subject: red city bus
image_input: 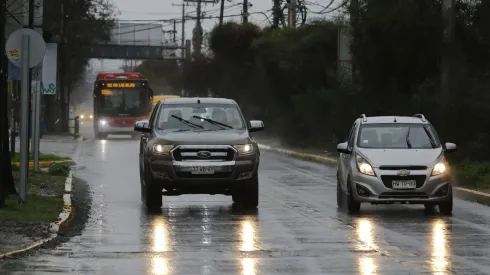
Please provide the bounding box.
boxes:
[93,72,153,139]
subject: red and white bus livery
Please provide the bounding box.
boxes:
[93,72,153,139]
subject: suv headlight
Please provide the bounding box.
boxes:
[153,144,173,155]
[235,144,254,155]
[356,154,375,176]
[431,162,447,176]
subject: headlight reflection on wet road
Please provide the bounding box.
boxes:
[150,216,171,275]
[356,218,377,275]
[239,218,259,275]
[100,140,106,160]
[431,219,450,274]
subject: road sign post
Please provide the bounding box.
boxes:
[6,28,46,202]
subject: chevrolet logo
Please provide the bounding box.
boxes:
[397,169,410,176]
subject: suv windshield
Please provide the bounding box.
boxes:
[357,123,441,149]
[155,103,246,131]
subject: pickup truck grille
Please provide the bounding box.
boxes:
[171,145,236,162]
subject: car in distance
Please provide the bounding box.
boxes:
[336,114,457,215]
[134,97,265,209]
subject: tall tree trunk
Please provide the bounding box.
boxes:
[0,0,17,206]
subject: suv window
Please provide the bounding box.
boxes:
[347,122,357,148]
[357,123,441,149]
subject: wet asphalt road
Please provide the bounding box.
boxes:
[3,123,490,274]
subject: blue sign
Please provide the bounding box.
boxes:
[41,83,56,95]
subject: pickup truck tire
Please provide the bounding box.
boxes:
[232,174,259,209]
[143,166,162,209]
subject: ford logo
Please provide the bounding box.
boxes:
[197,151,211,158]
[397,169,410,176]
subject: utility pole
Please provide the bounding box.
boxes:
[242,0,248,23]
[184,0,213,57]
[288,0,296,27]
[272,0,280,28]
[219,0,225,25]
[172,2,187,59]
[173,20,177,43]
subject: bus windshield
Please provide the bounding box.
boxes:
[97,88,150,116]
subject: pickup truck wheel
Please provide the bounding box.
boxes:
[143,167,162,209]
[232,174,259,209]
[96,133,108,140]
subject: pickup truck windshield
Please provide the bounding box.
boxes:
[155,103,246,130]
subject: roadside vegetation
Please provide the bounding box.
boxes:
[134,0,490,189]
[0,163,71,222]
[11,153,70,163]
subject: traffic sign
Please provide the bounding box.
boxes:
[5,28,46,68]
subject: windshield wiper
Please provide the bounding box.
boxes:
[423,126,437,148]
[171,115,203,129]
[406,126,412,148]
[192,116,233,129]
[173,128,191,132]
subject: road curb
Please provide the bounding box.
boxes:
[11,160,75,169]
[0,170,74,259]
[257,143,490,199]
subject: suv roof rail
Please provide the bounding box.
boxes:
[359,114,367,122]
[413,114,426,122]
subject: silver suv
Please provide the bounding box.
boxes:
[336,114,457,215]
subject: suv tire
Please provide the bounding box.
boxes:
[143,166,162,209]
[336,179,342,208]
[438,186,453,215]
[346,180,361,214]
[232,174,259,209]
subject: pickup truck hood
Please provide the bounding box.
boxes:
[357,148,442,167]
[155,129,251,145]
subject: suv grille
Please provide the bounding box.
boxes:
[171,145,236,162]
[380,175,427,189]
[379,165,427,170]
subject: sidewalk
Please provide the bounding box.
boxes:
[13,134,79,158]
[1,134,78,257]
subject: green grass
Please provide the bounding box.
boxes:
[0,170,67,222]
[11,153,70,162]
[453,162,490,189]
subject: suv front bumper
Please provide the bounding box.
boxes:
[351,170,452,204]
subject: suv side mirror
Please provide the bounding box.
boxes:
[249,120,264,132]
[337,142,351,154]
[134,120,151,133]
[444,142,457,152]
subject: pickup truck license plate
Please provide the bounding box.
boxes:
[191,167,215,174]
[392,180,416,189]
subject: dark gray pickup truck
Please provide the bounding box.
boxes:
[134,97,265,209]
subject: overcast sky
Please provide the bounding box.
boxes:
[88,0,340,77]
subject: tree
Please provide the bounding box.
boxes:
[42,0,115,132]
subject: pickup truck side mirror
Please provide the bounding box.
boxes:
[134,120,151,133]
[249,120,265,132]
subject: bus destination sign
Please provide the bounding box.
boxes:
[106,82,140,88]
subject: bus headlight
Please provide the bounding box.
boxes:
[80,114,85,119]
[90,115,93,119]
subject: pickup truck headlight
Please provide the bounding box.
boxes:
[235,144,254,155]
[153,144,173,155]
